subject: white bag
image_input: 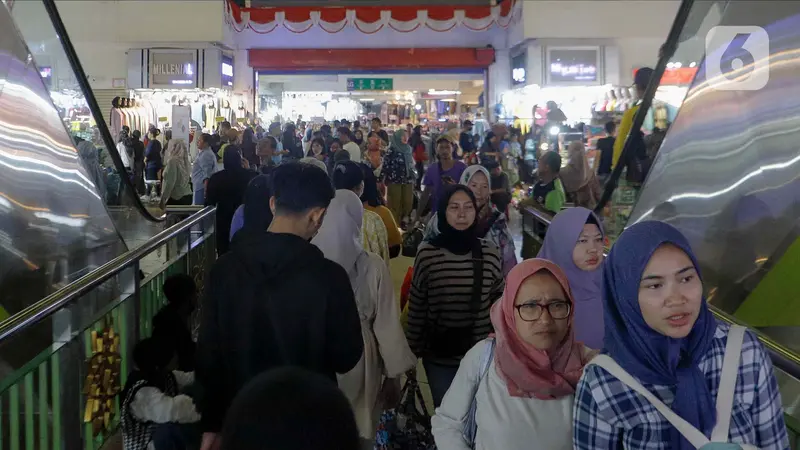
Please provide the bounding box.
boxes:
[590,325,758,450]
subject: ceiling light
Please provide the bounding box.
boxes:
[689,62,697,68]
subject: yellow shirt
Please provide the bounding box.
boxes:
[612,105,638,169]
[366,204,402,249]
[363,210,390,262]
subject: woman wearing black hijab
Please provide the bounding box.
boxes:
[404,185,505,407]
[282,124,303,160]
[205,145,257,255]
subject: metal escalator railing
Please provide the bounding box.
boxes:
[521,206,800,445]
[40,0,164,223]
[0,207,215,449]
[7,0,164,224]
[594,0,695,214]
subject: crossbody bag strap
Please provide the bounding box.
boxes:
[710,325,746,442]
[590,355,710,448]
[463,338,496,448]
[470,242,484,314]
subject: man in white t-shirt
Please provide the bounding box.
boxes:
[338,127,362,163]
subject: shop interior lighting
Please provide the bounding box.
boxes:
[359,98,375,102]
[415,104,422,110]
[689,62,697,68]
[439,98,456,102]
[549,126,560,136]
[428,89,461,95]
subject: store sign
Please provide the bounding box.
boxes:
[221,55,234,88]
[149,51,196,88]
[347,78,393,91]
[636,67,698,86]
[511,52,526,85]
[548,48,599,83]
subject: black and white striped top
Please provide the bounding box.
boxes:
[405,240,505,367]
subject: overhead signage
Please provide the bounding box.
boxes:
[547,48,599,84]
[221,55,234,88]
[511,52,526,85]
[149,51,197,88]
[347,78,393,91]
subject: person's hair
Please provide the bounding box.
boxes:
[165,129,173,141]
[333,149,351,163]
[436,137,452,147]
[223,145,243,171]
[271,162,335,215]
[371,117,382,125]
[269,122,281,132]
[242,128,255,146]
[221,367,360,450]
[604,121,616,134]
[133,337,174,373]
[330,138,342,148]
[332,161,364,192]
[309,138,326,154]
[634,67,654,90]
[221,121,232,130]
[540,151,562,174]
[243,174,273,232]
[337,127,353,141]
[132,130,142,140]
[200,133,212,145]
[360,164,383,207]
[163,274,196,306]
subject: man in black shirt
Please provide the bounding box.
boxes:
[595,121,616,183]
[459,120,475,157]
[196,162,363,449]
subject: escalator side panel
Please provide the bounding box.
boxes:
[629,2,800,324]
[0,4,125,318]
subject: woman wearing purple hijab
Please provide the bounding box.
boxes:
[537,207,604,349]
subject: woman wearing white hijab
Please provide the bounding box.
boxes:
[311,189,416,446]
[159,139,193,208]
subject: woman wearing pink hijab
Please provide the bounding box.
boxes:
[431,259,595,450]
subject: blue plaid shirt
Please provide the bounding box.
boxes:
[573,322,789,449]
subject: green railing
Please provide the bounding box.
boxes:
[521,206,800,447]
[0,206,216,450]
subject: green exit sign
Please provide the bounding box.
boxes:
[347,78,393,91]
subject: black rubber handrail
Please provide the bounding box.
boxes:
[41,0,164,222]
[594,0,696,214]
[0,206,215,346]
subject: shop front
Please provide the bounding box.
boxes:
[117,48,253,149]
[250,47,492,127]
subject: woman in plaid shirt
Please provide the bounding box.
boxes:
[573,221,789,450]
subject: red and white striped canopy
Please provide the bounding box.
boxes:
[226,0,517,34]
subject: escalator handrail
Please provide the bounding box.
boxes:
[40,0,164,223]
[522,206,800,381]
[0,206,216,346]
[594,0,696,214]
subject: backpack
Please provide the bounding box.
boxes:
[589,325,758,450]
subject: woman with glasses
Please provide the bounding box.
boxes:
[405,185,505,407]
[432,259,594,450]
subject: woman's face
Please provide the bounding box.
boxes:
[638,244,703,339]
[573,224,604,271]
[330,142,341,153]
[445,190,476,231]
[355,130,363,140]
[401,131,409,145]
[514,271,571,350]
[312,141,324,155]
[467,172,490,208]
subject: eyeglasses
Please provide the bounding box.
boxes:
[515,301,571,322]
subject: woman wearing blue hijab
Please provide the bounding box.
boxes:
[573,221,787,450]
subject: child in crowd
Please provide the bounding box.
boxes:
[121,337,200,450]
[153,274,197,371]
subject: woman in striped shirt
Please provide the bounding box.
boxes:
[573,221,788,450]
[405,185,505,407]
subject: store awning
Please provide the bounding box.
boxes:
[226,0,516,34]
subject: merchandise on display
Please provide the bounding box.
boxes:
[51,90,96,142]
